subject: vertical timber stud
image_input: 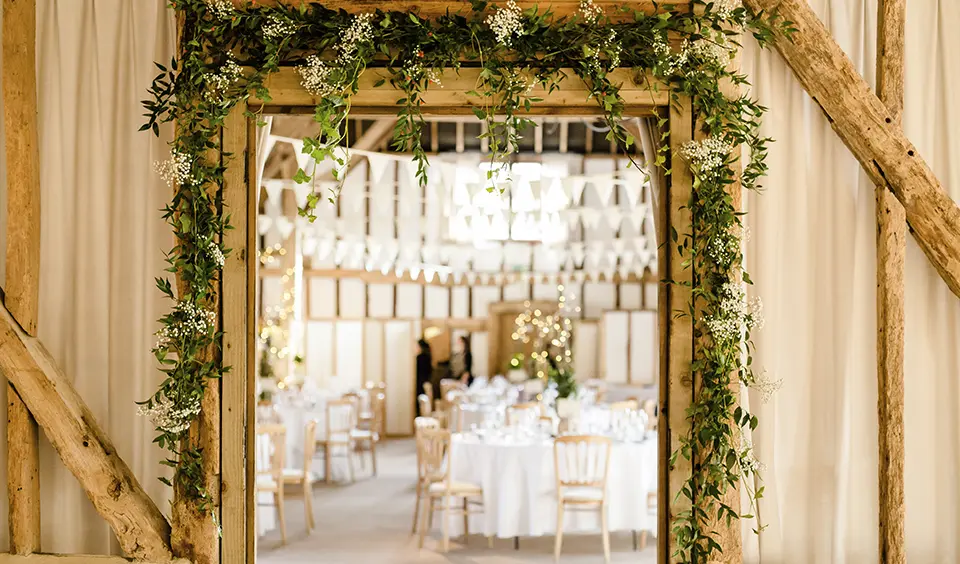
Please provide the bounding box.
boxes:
[245,116,259,562]
[665,96,695,564]
[3,0,42,553]
[221,105,250,564]
[875,0,906,561]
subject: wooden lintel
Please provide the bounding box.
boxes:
[3,0,42,554]
[230,0,689,18]
[0,305,173,562]
[875,0,906,561]
[261,267,658,287]
[742,0,960,301]
[0,554,189,564]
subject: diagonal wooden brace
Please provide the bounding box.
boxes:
[0,304,173,562]
[743,0,960,300]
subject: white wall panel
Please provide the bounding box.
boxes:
[471,286,499,318]
[629,311,657,385]
[573,321,599,380]
[261,276,283,313]
[471,333,489,378]
[364,321,384,385]
[369,161,396,241]
[395,283,423,318]
[583,281,616,319]
[644,282,658,311]
[503,281,529,302]
[304,321,335,388]
[384,320,415,435]
[367,283,394,318]
[338,278,366,318]
[602,311,629,384]
[451,286,469,317]
[620,283,643,310]
[533,282,559,302]
[424,286,450,319]
[308,278,336,318]
[334,321,364,392]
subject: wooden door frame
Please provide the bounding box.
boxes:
[223,65,694,564]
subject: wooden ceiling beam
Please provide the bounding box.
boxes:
[743,0,960,301]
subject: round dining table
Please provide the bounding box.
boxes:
[447,433,657,538]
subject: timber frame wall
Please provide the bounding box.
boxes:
[5,0,960,563]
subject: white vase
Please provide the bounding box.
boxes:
[556,397,580,419]
[507,368,528,384]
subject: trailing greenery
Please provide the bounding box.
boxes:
[549,366,578,400]
[142,0,790,558]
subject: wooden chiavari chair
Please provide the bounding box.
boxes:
[641,399,657,431]
[256,424,287,544]
[507,401,541,426]
[412,416,441,533]
[553,435,613,563]
[351,390,383,477]
[416,427,491,552]
[610,399,640,412]
[418,393,433,417]
[280,420,317,532]
[439,378,462,400]
[317,399,356,484]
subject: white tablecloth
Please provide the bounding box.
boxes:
[449,435,657,538]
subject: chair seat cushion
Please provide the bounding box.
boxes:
[281,468,306,481]
[428,481,483,496]
[319,432,351,443]
[256,475,278,491]
[350,429,378,440]
[561,486,604,502]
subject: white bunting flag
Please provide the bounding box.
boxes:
[465,272,478,286]
[568,177,587,204]
[618,265,632,282]
[302,236,319,258]
[623,177,643,208]
[580,208,602,230]
[603,208,623,231]
[621,249,635,267]
[453,271,464,285]
[257,215,273,236]
[437,270,450,284]
[315,237,335,262]
[611,239,626,254]
[630,204,650,230]
[366,153,392,185]
[408,266,421,282]
[591,177,615,206]
[573,271,587,284]
[292,182,311,209]
[493,273,504,285]
[570,243,586,266]
[292,140,312,172]
[633,236,649,254]
[529,179,543,201]
[513,180,537,212]
[275,217,294,240]
[603,267,616,282]
[423,268,436,283]
[559,208,581,230]
[264,180,284,207]
[605,251,620,267]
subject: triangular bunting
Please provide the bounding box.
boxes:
[366,153,392,185]
[276,217,294,240]
[257,215,273,236]
[603,208,623,231]
[591,177,615,206]
[580,208,601,230]
[264,181,284,206]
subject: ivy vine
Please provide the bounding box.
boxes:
[141,0,791,559]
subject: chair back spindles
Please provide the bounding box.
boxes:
[418,393,432,416]
[507,402,540,426]
[256,424,287,483]
[417,427,451,486]
[554,435,611,490]
[326,399,355,437]
[302,420,318,478]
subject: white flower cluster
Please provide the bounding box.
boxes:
[206,0,234,20]
[298,55,338,97]
[205,241,225,268]
[487,0,524,46]
[707,231,739,265]
[684,38,731,67]
[713,0,742,20]
[586,29,621,74]
[204,58,242,102]
[155,300,217,349]
[745,369,781,403]
[650,33,672,59]
[738,437,765,473]
[337,13,375,63]
[578,0,603,23]
[703,282,763,342]
[679,137,732,179]
[138,394,202,435]
[263,14,298,39]
[155,150,194,187]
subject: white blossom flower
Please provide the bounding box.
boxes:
[745,369,781,404]
[578,0,603,23]
[205,241,225,268]
[263,14,298,39]
[297,55,338,98]
[155,150,195,187]
[679,137,732,178]
[204,57,242,102]
[713,0,741,20]
[155,300,217,350]
[206,0,234,20]
[487,0,524,46]
[138,394,202,435]
[683,37,732,67]
[337,13,375,63]
[702,282,764,342]
[650,34,671,59]
[738,436,765,473]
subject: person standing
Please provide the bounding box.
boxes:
[415,339,433,415]
[450,334,473,386]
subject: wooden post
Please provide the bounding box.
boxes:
[663,96,694,564]
[3,0,42,553]
[742,0,960,302]
[0,306,172,561]
[220,106,251,564]
[875,0,906,561]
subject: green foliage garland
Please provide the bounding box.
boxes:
[141,0,791,559]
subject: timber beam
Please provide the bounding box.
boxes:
[0,305,173,562]
[742,0,960,301]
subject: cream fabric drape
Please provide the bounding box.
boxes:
[0,0,175,555]
[742,0,960,561]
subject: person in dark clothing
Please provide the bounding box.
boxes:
[415,339,433,415]
[451,334,474,386]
